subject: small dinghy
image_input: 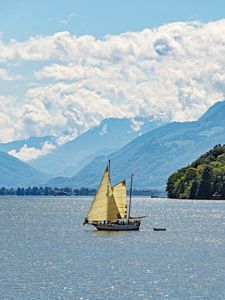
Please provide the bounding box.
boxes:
[153,228,166,231]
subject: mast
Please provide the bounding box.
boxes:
[128,173,134,221]
[108,159,111,182]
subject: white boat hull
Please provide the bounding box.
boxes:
[92,221,141,231]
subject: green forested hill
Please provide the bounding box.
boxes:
[166,145,225,199]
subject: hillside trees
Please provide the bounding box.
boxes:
[166,144,225,199]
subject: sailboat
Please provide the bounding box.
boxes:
[83,161,144,231]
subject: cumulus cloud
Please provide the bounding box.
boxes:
[0,96,25,142]
[8,141,56,161]
[20,82,124,140]
[1,19,225,144]
[32,20,225,123]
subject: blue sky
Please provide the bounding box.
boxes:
[1,0,225,158]
[1,0,225,40]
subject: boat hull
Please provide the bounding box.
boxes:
[153,228,166,231]
[92,221,140,231]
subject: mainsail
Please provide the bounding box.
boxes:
[112,180,127,219]
[83,162,143,231]
[86,166,122,221]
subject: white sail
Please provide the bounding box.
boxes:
[112,180,127,219]
[86,166,121,221]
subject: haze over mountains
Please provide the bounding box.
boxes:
[47,101,225,189]
[0,151,49,187]
[1,101,225,189]
[29,117,164,176]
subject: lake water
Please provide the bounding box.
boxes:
[0,197,225,300]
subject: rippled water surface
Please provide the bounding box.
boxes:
[0,197,225,299]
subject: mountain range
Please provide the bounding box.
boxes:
[0,151,49,187]
[1,100,225,190]
[47,101,225,189]
[29,117,164,176]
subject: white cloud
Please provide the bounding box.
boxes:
[20,82,124,140]
[1,19,225,142]
[0,96,25,142]
[0,68,20,80]
[100,124,108,136]
[8,141,56,161]
[61,13,77,25]
[130,119,144,132]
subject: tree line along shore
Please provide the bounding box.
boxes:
[1,145,224,199]
[0,186,165,197]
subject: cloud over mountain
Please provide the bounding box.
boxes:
[1,19,225,147]
[8,141,56,161]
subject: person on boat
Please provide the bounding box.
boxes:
[83,218,88,225]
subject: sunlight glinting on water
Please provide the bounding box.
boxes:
[0,197,225,299]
